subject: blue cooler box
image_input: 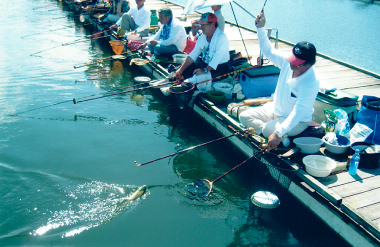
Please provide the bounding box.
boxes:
[239,65,280,98]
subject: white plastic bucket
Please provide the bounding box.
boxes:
[172,54,187,63]
[213,82,233,100]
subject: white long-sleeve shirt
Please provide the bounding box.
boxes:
[147,17,187,52]
[188,28,230,70]
[214,9,225,32]
[257,27,320,137]
[117,4,150,33]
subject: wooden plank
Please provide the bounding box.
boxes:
[319,168,380,188]
[341,188,380,209]
[344,87,380,99]
[288,182,378,247]
[318,71,374,81]
[357,202,380,221]
[291,169,343,205]
[341,201,380,240]
[320,79,380,92]
[328,176,380,198]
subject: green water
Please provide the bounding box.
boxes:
[0,0,349,246]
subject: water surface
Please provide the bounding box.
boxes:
[0,0,354,246]
[175,0,380,74]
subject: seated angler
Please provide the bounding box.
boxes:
[138,8,187,60]
[239,10,319,151]
[110,0,150,38]
[173,12,231,92]
[101,0,130,24]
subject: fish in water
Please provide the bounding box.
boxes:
[125,185,147,201]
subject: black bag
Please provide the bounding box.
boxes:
[350,142,380,169]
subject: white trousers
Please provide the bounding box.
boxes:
[239,103,310,137]
[103,14,120,23]
[186,72,212,92]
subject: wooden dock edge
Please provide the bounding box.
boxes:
[289,182,380,247]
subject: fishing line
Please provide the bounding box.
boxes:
[74,48,136,69]
[5,48,130,81]
[229,2,252,65]
[52,16,66,20]
[75,63,262,104]
[73,78,171,104]
[21,26,73,39]
[11,78,158,115]
[232,0,268,20]
[30,34,111,56]
[135,128,255,166]
[189,64,262,88]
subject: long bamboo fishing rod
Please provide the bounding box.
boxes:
[200,149,265,196]
[192,64,261,87]
[21,26,73,39]
[12,77,162,115]
[73,48,137,69]
[229,2,251,65]
[74,63,262,104]
[232,0,268,20]
[9,46,134,81]
[72,77,173,104]
[30,34,111,56]
[135,127,255,166]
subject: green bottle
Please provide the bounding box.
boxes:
[150,10,158,26]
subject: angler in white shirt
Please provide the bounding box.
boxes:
[111,0,150,37]
[174,12,231,92]
[239,10,320,151]
[139,8,187,58]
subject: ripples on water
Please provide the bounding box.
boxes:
[0,163,149,239]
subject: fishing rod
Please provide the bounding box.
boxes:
[135,127,256,167]
[30,34,111,56]
[53,16,67,20]
[21,26,73,39]
[229,2,252,65]
[74,63,262,104]
[12,78,159,115]
[73,48,136,69]
[232,0,268,20]
[9,46,132,81]
[72,77,173,104]
[185,64,262,88]
[187,150,265,198]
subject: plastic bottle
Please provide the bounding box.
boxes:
[348,148,361,176]
[333,109,350,136]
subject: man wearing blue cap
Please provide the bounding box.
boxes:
[239,10,320,151]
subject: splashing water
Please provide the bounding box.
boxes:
[32,181,149,238]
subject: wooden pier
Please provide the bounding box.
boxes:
[145,1,380,246]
